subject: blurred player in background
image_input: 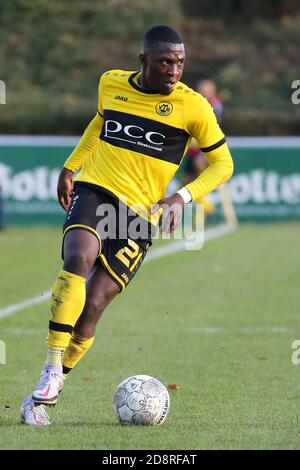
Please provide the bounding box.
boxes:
[197,78,223,123]
[180,78,224,217]
[20,26,233,425]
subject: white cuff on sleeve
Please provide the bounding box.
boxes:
[176,187,192,204]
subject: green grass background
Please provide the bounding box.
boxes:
[0,224,300,449]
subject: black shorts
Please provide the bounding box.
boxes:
[62,182,154,291]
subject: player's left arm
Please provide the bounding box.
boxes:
[183,94,233,201]
[154,94,233,234]
[184,142,233,201]
[153,143,233,233]
[152,193,184,235]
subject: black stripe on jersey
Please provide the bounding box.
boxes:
[49,320,73,334]
[100,109,189,165]
[128,72,157,94]
[98,110,104,117]
[201,137,226,153]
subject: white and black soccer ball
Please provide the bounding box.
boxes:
[113,375,170,425]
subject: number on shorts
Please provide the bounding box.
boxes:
[115,239,143,272]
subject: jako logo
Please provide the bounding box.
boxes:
[114,95,128,102]
[104,120,166,147]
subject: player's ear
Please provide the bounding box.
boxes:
[139,53,147,66]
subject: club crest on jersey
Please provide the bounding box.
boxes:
[156,101,173,116]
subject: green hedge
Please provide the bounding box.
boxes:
[0,0,299,135]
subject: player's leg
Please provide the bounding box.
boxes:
[62,265,120,376]
[21,184,102,423]
[62,236,150,377]
[31,229,100,406]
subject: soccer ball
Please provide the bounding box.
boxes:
[113,375,170,425]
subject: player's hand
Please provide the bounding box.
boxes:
[57,167,74,211]
[152,193,184,234]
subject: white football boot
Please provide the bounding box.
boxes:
[20,395,51,426]
[32,364,64,406]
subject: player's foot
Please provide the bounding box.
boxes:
[32,364,64,406]
[20,395,51,426]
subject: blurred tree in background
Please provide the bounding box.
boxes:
[0,0,299,135]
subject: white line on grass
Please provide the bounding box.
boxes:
[146,223,235,262]
[1,325,293,336]
[0,223,235,320]
[186,326,294,334]
[1,327,47,335]
[0,290,52,320]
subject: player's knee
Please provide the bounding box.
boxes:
[85,289,116,319]
[64,249,95,276]
[84,297,105,321]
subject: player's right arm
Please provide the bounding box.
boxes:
[57,112,103,211]
[57,75,105,211]
[63,112,103,174]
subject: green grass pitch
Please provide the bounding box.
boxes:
[0,223,299,449]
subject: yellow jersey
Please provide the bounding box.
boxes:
[64,69,233,224]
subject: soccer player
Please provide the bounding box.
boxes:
[20,25,233,425]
